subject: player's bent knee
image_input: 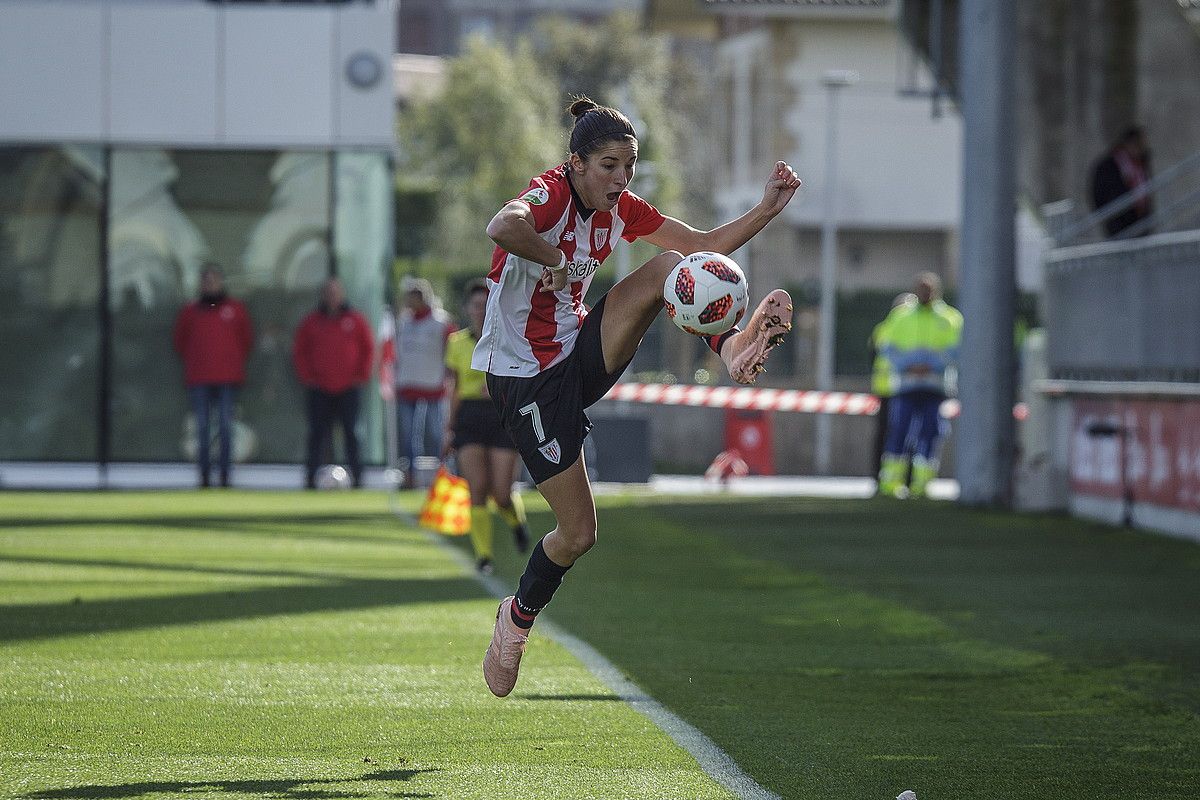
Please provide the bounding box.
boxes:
[649,250,683,273]
[559,518,597,557]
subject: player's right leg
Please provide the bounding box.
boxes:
[715,289,794,384]
[483,452,595,697]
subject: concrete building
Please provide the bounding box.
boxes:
[397,0,646,55]
[0,0,395,475]
[707,0,962,307]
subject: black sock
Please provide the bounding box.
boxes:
[510,538,571,629]
[706,327,740,355]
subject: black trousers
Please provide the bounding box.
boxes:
[305,387,362,486]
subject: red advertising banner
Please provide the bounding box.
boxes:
[1071,398,1200,511]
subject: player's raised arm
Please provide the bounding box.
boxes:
[642,161,802,256]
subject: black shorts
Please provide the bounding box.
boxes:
[486,294,631,485]
[451,399,517,451]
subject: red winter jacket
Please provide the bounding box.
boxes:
[292,306,374,394]
[172,297,254,386]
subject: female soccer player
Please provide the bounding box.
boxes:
[444,279,531,575]
[477,97,801,697]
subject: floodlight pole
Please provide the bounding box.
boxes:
[815,69,859,475]
[957,0,1017,506]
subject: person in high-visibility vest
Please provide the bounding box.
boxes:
[868,292,916,489]
[876,273,962,498]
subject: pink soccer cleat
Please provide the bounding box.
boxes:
[483,596,528,697]
[720,289,793,384]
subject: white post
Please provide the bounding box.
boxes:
[815,70,858,475]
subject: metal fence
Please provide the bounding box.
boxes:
[1043,229,1200,383]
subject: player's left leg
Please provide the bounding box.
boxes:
[484,452,595,698]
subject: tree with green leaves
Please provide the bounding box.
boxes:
[396,37,563,274]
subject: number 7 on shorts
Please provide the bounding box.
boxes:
[519,402,546,443]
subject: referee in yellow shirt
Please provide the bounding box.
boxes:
[444,279,531,574]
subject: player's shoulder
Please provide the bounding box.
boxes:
[616,188,656,214]
[448,328,473,347]
[515,163,570,208]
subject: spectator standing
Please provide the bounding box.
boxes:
[877,273,962,499]
[388,278,455,486]
[173,264,253,488]
[1091,126,1153,238]
[868,292,915,489]
[293,277,374,489]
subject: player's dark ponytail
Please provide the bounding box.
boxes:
[567,95,636,159]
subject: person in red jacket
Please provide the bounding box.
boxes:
[173,264,254,488]
[293,277,374,488]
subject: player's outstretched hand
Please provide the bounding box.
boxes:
[760,161,802,217]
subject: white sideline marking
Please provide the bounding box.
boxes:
[412,515,781,800]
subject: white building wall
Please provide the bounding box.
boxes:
[0,2,107,142]
[0,0,394,149]
[716,18,961,233]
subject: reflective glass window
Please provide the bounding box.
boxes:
[0,146,104,460]
[108,148,332,463]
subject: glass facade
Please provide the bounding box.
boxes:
[0,145,391,466]
[0,146,104,461]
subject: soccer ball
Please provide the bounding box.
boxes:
[663,252,749,337]
[315,464,352,490]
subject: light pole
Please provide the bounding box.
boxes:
[815,69,859,475]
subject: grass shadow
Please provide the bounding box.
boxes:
[520,693,624,702]
[0,576,487,643]
[22,768,440,799]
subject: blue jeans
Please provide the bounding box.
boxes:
[188,384,236,485]
[397,397,444,468]
[884,390,947,461]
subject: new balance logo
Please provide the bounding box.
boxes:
[538,438,561,464]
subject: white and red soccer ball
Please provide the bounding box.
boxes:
[663,252,749,337]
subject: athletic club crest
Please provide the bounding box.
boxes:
[538,438,562,464]
[593,228,609,249]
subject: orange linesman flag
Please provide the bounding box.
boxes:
[419,466,471,536]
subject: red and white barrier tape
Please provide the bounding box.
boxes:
[602,382,1029,420]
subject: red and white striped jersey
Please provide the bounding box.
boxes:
[471,164,665,377]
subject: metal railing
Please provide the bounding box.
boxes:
[1043,229,1200,383]
[1051,149,1200,247]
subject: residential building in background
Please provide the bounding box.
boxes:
[397,0,646,55]
[706,0,961,302]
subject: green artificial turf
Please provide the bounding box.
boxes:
[478,494,1200,800]
[5,491,1200,800]
[0,492,735,800]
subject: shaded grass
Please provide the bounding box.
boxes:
[0,491,735,800]
[479,494,1200,800]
